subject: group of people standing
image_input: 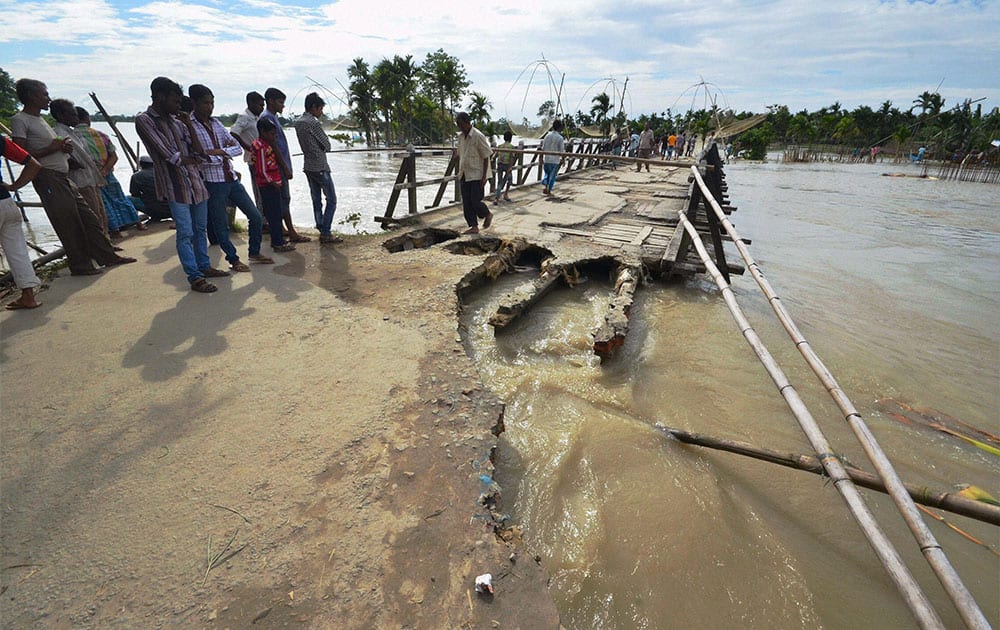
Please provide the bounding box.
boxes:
[4,78,140,309]
[134,77,342,293]
[2,75,343,300]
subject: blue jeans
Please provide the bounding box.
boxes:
[542,162,559,190]
[305,170,337,236]
[206,180,264,258]
[168,199,209,283]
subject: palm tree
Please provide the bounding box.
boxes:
[912,91,945,117]
[832,115,860,142]
[892,125,912,160]
[372,55,419,144]
[590,92,611,136]
[468,91,492,129]
[347,57,376,146]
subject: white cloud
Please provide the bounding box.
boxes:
[1,0,997,118]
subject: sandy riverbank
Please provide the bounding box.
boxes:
[0,218,560,627]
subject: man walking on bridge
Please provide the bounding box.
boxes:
[455,112,492,235]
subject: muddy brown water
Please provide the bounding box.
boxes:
[461,160,999,628]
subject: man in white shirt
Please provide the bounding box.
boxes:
[455,112,492,234]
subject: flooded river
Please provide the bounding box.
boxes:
[461,160,999,628]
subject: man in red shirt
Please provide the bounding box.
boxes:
[0,136,43,309]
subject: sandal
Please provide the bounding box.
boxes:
[5,299,41,310]
[190,278,217,293]
[272,243,296,252]
[249,254,274,264]
[230,261,251,272]
[202,267,230,278]
[320,235,343,244]
[289,234,312,243]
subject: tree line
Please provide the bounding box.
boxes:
[3,62,998,160]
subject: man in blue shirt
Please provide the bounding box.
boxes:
[258,88,309,243]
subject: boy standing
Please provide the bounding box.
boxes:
[252,119,295,253]
[494,130,514,204]
[259,88,308,243]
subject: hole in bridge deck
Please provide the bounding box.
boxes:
[382,228,461,253]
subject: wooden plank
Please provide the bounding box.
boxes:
[542,225,595,238]
[630,225,654,246]
[593,263,642,360]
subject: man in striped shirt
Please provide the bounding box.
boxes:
[135,76,226,293]
[189,84,271,270]
[294,92,339,243]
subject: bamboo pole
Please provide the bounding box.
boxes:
[89,93,138,172]
[690,166,989,629]
[658,425,1000,526]
[676,210,944,629]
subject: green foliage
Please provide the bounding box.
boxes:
[0,67,17,127]
[340,52,999,155]
[738,123,774,160]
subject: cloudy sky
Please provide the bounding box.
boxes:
[2,0,997,121]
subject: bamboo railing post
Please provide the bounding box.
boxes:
[429,154,457,209]
[676,209,944,629]
[688,165,989,629]
[702,145,730,283]
[406,145,417,215]
[380,156,410,227]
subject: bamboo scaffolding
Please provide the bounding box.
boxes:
[689,166,989,629]
[675,209,945,629]
[657,425,1000,526]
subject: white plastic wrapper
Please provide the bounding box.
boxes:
[475,573,494,594]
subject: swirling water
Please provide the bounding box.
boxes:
[462,159,999,628]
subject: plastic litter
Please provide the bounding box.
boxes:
[475,573,494,594]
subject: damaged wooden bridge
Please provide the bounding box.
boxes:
[383,142,745,361]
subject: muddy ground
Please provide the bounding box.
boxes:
[0,221,560,628]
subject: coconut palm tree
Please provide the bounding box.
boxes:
[347,57,377,146]
[912,91,945,117]
[468,91,492,129]
[590,92,611,136]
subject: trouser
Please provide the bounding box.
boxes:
[0,197,41,290]
[460,177,489,228]
[78,185,109,235]
[542,163,559,190]
[31,168,118,273]
[259,185,286,247]
[494,165,511,200]
[168,199,210,283]
[305,170,337,236]
[207,180,264,257]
